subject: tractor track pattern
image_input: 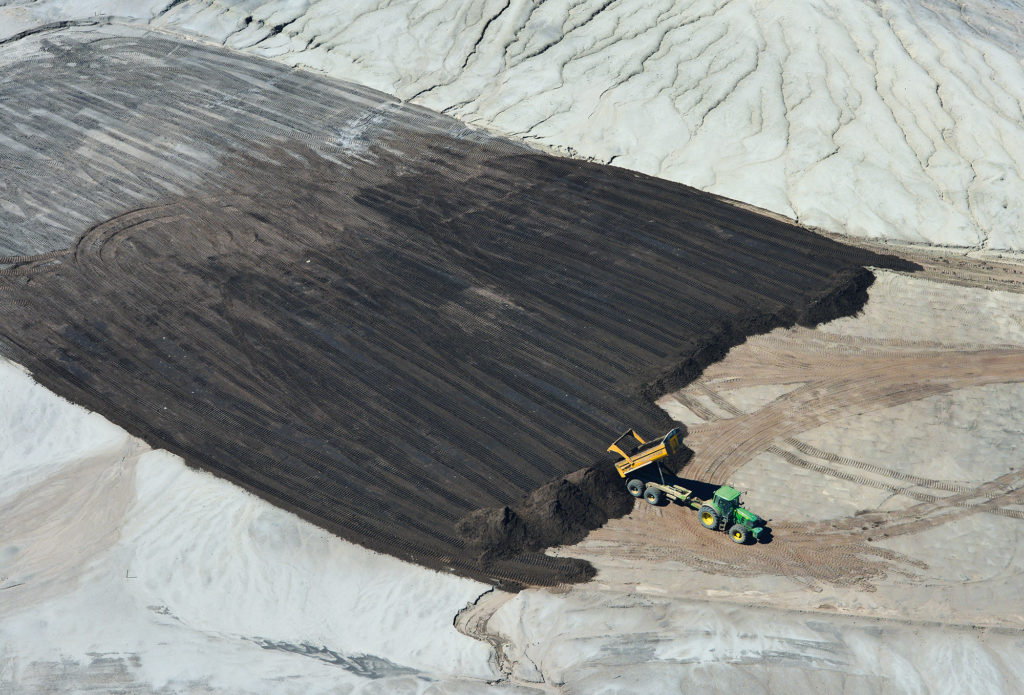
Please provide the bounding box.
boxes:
[580,321,1024,590]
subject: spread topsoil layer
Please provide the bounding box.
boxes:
[0,31,914,588]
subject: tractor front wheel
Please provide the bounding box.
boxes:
[698,506,720,530]
[626,479,645,497]
[729,524,751,544]
[644,487,663,506]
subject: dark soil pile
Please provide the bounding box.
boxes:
[0,34,917,588]
[458,449,691,570]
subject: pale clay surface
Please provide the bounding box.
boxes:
[558,273,1024,614]
[5,270,1024,692]
[0,359,494,693]
[5,0,1024,249]
[523,272,1024,693]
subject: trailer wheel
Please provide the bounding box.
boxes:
[699,506,720,530]
[626,479,645,497]
[729,524,751,544]
[644,487,663,506]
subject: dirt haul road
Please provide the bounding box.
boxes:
[0,27,911,587]
[559,265,1024,619]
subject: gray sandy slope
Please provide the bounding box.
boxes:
[6,0,1024,249]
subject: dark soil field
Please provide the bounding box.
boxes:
[0,30,912,587]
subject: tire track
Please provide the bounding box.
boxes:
[688,350,1024,483]
[572,301,1024,589]
[782,438,971,494]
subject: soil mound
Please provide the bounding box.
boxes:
[0,34,918,588]
[458,451,689,568]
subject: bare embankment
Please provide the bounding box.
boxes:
[0,28,912,587]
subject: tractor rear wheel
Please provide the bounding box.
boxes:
[698,506,720,530]
[644,487,663,506]
[626,479,645,497]
[729,524,751,544]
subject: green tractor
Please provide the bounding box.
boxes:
[698,485,767,544]
[607,429,769,545]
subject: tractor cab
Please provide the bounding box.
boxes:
[711,485,742,518]
[708,485,768,542]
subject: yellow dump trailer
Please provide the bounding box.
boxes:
[607,427,694,506]
[608,427,684,478]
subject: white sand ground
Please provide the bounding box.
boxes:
[5,0,1024,249]
[0,359,495,693]
[485,589,1024,694]
[5,267,1024,693]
